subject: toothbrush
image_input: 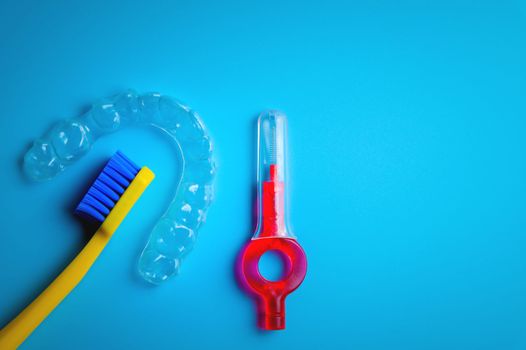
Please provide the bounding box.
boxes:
[240,111,307,330]
[0,151,154,349]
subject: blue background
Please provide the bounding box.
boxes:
[1,0,526,349]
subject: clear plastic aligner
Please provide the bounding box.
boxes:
[23,90,216,284]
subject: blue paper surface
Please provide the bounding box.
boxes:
[0,1,525,349]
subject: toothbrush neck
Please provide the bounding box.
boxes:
[260,174,286,237]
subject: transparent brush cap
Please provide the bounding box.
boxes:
[254,110,294,239]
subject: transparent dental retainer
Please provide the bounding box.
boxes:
[239,111,307,330]
[22,90,216,284]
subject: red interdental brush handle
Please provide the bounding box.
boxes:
[241,165,307,330]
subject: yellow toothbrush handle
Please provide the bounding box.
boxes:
[0,231,110,349]
[0,167,154,349]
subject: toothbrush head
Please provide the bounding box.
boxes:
[75,151,155,234]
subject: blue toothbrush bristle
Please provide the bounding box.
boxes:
[75,151,141,223]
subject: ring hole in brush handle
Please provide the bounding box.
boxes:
[240,237,307,330]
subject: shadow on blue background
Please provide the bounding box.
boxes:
[1,0,526,349]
